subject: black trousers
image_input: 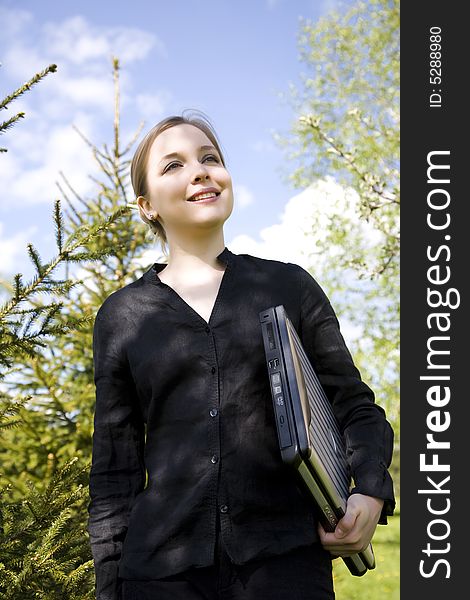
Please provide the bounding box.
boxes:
[121,515,335,600]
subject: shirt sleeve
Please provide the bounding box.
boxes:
[88,303,146,600]
[295,265,395,523]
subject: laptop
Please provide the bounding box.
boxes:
[259,304,375,577]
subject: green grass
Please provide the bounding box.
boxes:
[332,508,400,599]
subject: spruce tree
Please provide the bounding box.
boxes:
[1,58,160,597]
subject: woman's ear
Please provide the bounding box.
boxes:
[136,195,157,221]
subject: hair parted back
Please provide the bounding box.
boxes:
[130,109,227,252]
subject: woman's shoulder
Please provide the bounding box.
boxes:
[234,250,306,276]
[234,251,325,297]
[94,269,152,319]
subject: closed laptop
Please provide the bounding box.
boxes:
[259,304,375,577]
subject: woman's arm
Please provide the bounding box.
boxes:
[88,304,146,600]
[295,265,395,524]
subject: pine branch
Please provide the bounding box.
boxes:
[58,171,90,212]
[0,204,129,319]
[71,124,109,163]
[113,57,120,160]
[0,112,25,134]
[26,243,45,277]
[0,64,57,111]
[53,200,64,254]
[0,458,94,598]
[0,396,29,433]
[0,203,129,369]
[0,64,57,153]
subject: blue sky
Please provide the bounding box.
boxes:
[0,0,354,283]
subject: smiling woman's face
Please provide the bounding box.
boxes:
[139,123,234,239]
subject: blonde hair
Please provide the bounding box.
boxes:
[130,110,227,252]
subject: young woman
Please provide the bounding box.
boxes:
[87,112,395,600]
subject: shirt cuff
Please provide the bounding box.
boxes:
[350,460,396,524]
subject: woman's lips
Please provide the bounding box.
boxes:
[186,192,220,203]
[187,187,221,201]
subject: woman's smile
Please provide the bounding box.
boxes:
[187,188,221,203]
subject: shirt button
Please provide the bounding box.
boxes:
[220,504,228,514]
[210,408,218,417]
[211,454,219,464]
[211,366,216,374]
[205,326,210,334]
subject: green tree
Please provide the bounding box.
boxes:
[0,59,156,598]
[0,459,95,599]
[277,0,399,443]
[277,3,400,595]
[0,62,96,599]
[0,59,155,498]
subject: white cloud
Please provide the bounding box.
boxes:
[43,17,111,65]
[52,75,115,113]
[2,10,162,75]
[2,43,51,82]
[1,117,100,207]
[229,177,382,269]
[0,6,33,39]
[0,221,38,276]
[42,16,162,65]
[228,178,332,267]
[2,10,162,105]
[233,184,254,209]
[0,7,167,212]
[135,91,172,123]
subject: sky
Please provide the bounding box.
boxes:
[0,0,355,284]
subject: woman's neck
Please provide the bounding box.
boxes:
[162,232,227,276]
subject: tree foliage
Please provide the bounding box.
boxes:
[0,58,160,597]
[277,0,400,458]
[0,459,94,600]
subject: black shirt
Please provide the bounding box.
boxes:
[88,246,395,600]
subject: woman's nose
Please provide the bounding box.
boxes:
[191,163,210,182]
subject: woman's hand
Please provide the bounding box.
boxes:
[318,493,384,556]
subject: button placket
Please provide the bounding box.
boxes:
[204,322,223,526]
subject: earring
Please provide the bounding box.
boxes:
[149,213,156,221]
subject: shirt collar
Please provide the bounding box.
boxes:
[216,246,233,266]
[142,246,235,286]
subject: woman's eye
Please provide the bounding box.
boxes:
[163,155,219,174]
[203,154,219,163]
[163,162,180,173]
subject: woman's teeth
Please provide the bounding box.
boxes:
[189,193,218,202]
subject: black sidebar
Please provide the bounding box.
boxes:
[401,4,466,598]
